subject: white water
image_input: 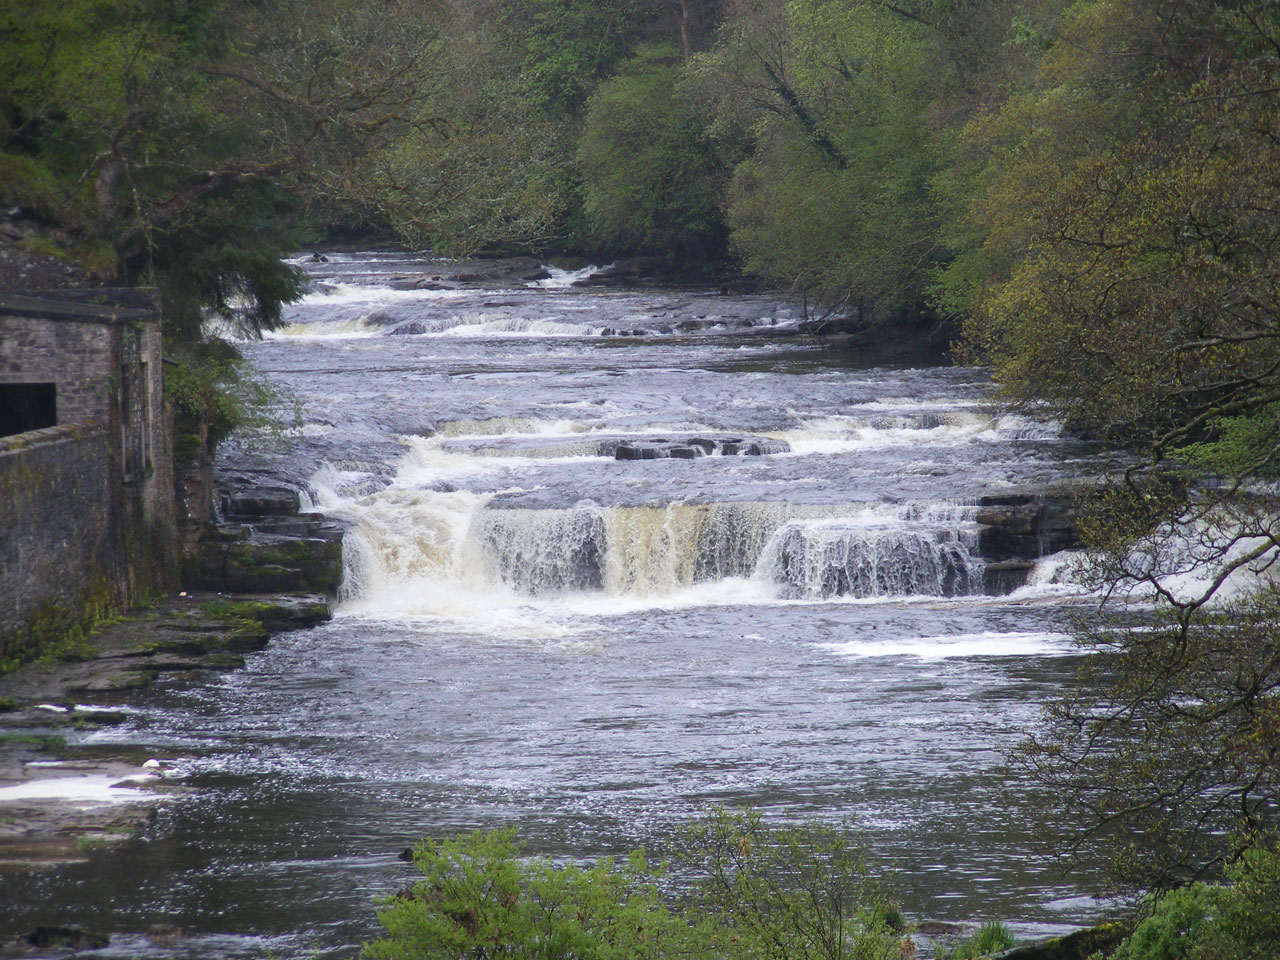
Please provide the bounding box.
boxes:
[6,256,1128,957]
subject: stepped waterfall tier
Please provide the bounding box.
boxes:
[2,253,1113,957]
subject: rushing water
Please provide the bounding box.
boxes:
[3,255,1116,957]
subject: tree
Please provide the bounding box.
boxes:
[0,0,306,336]
[691,0,955,324]
[952,0,1280,891]
[577,44,726,264]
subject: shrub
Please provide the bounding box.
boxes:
[364,811,909,960]
[1102,841,1280,960]
[935,921,1014,959]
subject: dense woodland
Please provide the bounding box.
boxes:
[4,1,1280,955]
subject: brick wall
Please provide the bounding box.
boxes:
[0,314,115,424]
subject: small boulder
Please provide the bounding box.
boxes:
[25,926,110,951]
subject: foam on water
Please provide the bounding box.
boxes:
[817,630,1076,660]
[0,773,157,804]
[526,263,610,289]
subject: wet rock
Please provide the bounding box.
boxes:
[614,434,790,461]
[982,559,1037,595]
[570,259,646,287]
[146,924,185,945]
[186,492,345,595]
[615,442,665,460]
[976,484,1092,560]
[225,486,300,518]
[24,926,110,950]
[1000,921,1128,960]
[223,534,343,594]
[916,921,967,935]
[721,438,791,456]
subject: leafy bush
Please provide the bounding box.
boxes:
[364,811,909,960]
[364,827,690,960]
[675,808,905,960]
[577,45,726,265]
[165,340,300,455]
[1101,841,1280,960]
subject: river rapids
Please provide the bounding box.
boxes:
[3,254,1116,957]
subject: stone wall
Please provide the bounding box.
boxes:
[0,424,119,667]
[0,292,180,669]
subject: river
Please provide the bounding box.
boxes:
[4,254,1114,957]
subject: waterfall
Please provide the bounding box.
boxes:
[755,515,984,600]
[476,506,608,594]
[333,490,985,612]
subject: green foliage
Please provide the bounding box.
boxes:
[0,0,305,332]
[1176,405,1280,481]
[675,808,906,960]
[365,812,908,960]
[364,827,692,960]
[505,0,653,117]
[0,733,68,751]
[1016,587,1280,890]
[578,45,725,264]
[935,921,1014,959]
[165,339,300,452]
[1101,842,1280,960]
[955,1,1280,445]
[693,0,955,320]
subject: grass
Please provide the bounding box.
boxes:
[0,732,68,751]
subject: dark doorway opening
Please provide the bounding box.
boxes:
[0,382,57,438]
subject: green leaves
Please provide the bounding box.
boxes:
[365,827,691,960]
[693,0,955,322]
[365,813,906,960]
[578,45,726,263]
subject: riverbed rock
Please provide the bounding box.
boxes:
[189,482,345,595]
[0,591,334,872]
[614,435,790,460]
[982,559,1038,595]
[224,486,300,517]
[975,482,1095,561]
[999,921,1128,960]
[23,926,110,951]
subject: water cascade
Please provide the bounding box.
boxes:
[335,484,986,610]
[2,253,1118,955]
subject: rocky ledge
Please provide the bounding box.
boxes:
[975,481,1098,594]
[0,592,331,872]
[613,435,790,460]
[184,484,345,594]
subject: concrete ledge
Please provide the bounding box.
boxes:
[0,420,106,456]
[0,289,158,323]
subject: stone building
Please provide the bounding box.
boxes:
[0,290,179,666]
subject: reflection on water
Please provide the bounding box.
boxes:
[0,255,1112,957]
